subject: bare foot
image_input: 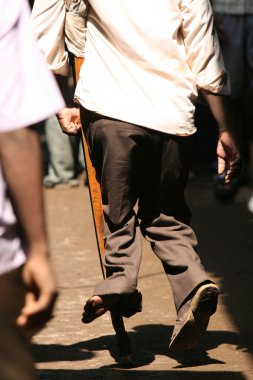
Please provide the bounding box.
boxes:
[82,294,119,324]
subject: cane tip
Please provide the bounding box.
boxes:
[119,354,132,366]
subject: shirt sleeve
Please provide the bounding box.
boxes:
[179,0,230,95]
[32,0,68,76]
[0,0,65,132]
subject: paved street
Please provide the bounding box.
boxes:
[32,174,253,380]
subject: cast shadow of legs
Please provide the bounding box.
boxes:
[32,323,247,370]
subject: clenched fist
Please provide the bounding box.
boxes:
[57,107,82,135]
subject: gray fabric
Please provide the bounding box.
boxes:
[81,109,209,311]
[44,115,85,185]
[44,116,76,184]
[213,0,253,15]
[142,214,207,311]
[215,14,253,98]
[65,0,88,57]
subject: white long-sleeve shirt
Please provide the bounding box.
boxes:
[33,0,229,135]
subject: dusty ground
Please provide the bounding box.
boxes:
[32,173,253,380]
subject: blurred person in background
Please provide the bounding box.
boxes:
[211,0,253,200]
[0,0,64,379]
[43,74,85,189]
[28,0,85,189]
[43,114,85,189]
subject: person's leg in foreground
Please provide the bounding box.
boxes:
[0,268,36,380]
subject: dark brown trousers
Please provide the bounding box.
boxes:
[81,108,209,311]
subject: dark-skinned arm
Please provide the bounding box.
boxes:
[200,90,242,183]
[0,127,58,335]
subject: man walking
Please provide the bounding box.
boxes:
[32,0,241,351]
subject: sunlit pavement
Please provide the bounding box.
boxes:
[32,174,253,380]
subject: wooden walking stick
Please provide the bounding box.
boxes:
[72,56,131,365]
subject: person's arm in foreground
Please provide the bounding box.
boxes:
[0,127,58,335]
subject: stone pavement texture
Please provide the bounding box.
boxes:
[32,175,253,380]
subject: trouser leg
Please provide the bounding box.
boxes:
[139,134,208,311]
[141,214,208,311]
[81,109,147,296]
[95,212,142,295]
[0,267,36,380]
[81,108,209,311]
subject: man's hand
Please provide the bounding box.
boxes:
[57,107,81,135]
[16,253,58,337]
[199,91,242,183]
[217,130,242,183]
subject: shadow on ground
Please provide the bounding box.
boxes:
[186,174,253,362]
[32,324,249,366]
[33,322,249,379]
[36,369,247,380]
[34,173,253,379]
